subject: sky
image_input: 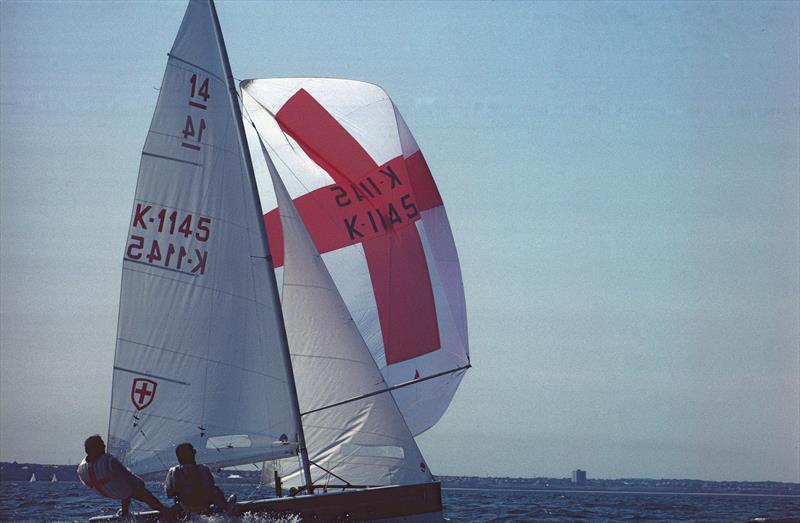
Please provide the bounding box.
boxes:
[1,0,798,483]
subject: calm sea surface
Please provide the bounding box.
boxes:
[1,481,798,522]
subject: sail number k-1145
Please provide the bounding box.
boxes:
[329,164,419,241]
[125,203,211,276]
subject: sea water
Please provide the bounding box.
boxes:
[1,481,798,522]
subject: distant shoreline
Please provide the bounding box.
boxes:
[442,486,800,498]
[2,461,798,497]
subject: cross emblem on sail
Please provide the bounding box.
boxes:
[130,378,157,411]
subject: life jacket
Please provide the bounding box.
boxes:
[76,454,135,500]
[168,464,215,513]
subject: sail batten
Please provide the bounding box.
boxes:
[166,53,225,82]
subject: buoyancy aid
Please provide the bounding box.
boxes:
[166,464,215,512]
[77,454,136,500]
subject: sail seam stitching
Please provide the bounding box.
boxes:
[112,366,190,385]
[167,53,224,82]
[141,151,202,167]
[120,264,272,305]
[116,337,291,384]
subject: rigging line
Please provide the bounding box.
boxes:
[307,458,351,487]
[301,363,471,417]
[246,463,266,500]
[136,427,171,472]
[252,459,270,494]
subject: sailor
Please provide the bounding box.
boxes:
[77,434,171,518]
[164,442,235,515]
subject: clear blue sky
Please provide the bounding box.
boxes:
[1,0,798,482]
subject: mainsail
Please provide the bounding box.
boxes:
[242,79,470,435]
[107,0,300,474]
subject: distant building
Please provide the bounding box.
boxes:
[572,469,587,485]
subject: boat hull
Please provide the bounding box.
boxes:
[88,481,443,522]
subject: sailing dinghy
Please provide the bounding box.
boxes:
[90,0,469,520]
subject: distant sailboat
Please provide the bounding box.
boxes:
[51,473,58,482]
[29,473,36,482]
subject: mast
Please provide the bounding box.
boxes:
[206,0,314,493]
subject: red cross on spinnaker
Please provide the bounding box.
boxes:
[264,89,444,365]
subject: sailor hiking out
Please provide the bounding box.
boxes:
[77,435,171,519]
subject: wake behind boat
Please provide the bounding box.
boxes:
[90,0,469,520]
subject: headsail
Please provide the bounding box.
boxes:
[107,0,300,474]
[258,135,432,487]
[242,79,469,435]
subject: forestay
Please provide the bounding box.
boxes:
[242,79,470,435]
[108,0,299,475]
[259,137,432,487]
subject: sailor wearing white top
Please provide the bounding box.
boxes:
[77,435,171,519]
[77,453,140,500]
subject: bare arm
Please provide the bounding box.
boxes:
[164,468,177,499]
[204,466,217,488]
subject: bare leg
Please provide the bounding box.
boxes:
[120,497,132,517]
[131,485,168,512]
[211,487,226,508]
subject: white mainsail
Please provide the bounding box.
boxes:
[242,79,470,436]
[259,137,432,487]
[107,0,300,474]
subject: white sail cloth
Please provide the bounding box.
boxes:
[108,0,299,474]
[260,138,432,487]
[242,79,470,436]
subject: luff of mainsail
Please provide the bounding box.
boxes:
[204,0,313,493]
[253,131,433,488]
[107,0,303,476]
